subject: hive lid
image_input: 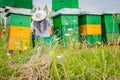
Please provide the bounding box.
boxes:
[4,6,32,16]
[51,8,104,18]
[52,8,83,17]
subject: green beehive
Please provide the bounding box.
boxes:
[0,0,14,7]
[0,0,32,9]
[6,0,14,7]
[0,0,4,7]
[54,25,79,46]
[52,0,79,11]
[102,33,119,43]
[53,14,79,46]
[14,0,32,9]
[79,14,101,25]
[101,14,119,43]
[53,15,78,27]
[79,14,102,45]
[9,14,31,27]
[80,35,102,45]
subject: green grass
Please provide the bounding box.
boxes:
[50,45,120,80]
[0,34,34,79]
[0,33,120,80]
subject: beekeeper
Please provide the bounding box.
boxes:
[31,10,53,47]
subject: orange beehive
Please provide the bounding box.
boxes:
[8,26,31,50]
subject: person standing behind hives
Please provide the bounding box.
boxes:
[31,10,53,47]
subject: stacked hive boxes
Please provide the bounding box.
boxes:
[0,0,33,51]
[101,14,119,43]
[79,14,102,45]
[8,13,31,50]
[53,15,79,45]
[52,0,79,46]
[52,0,79,11]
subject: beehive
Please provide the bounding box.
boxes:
[101,14,119,43]
[0,0,32,9]
[52,0,79,11]
[53,14,79,46]
[0,0,14,7]
[79,14,102,45]
[8,13,31,50]
[14,0,32,9]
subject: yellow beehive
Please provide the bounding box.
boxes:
[8,26,31,50]
[79,24,102,35]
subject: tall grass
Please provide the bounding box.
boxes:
[0,34,120,79]
[0,33,34,80]
[50,44,120,80]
